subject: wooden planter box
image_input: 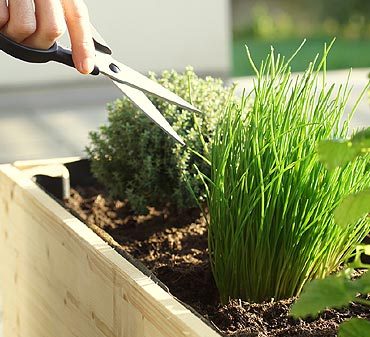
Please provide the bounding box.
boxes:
[0,158,220,337]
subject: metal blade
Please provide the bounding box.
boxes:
[90,24,112,55]
[112,80,185,146]
[96,53,200,114]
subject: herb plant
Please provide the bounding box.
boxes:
[291,124,370,337]
[87,68,234,212]
[205,42,370,303]
[318,126,370,226]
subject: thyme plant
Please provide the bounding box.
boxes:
[206,43,370,303]
[87,68,234,212]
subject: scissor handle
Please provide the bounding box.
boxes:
[0,32,100,75]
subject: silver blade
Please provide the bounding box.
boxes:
[90,24,112,55]
[112,80,185,146]
[96,53,200,113]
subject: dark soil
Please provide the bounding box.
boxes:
[64,186,370,337]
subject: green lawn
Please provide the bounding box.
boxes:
[232,37,370,77]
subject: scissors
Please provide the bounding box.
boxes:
[0,27,200,146]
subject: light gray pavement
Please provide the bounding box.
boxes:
[0,79,122,164]
[0,68,369,337]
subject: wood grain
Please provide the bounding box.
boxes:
[0,163,220,337]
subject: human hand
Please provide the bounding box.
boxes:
[0,0,95,74]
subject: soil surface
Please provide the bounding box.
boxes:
[65,186,370,337]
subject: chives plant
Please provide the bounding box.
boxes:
[207,43,370,303]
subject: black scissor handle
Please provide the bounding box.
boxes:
[0,32,100,75]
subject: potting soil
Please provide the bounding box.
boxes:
[65,185,370,337]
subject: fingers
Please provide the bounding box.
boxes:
[62,0,95,74]
[23,0,66,49]
[2,0,36,43]
[0,0,9,29]
[0,0,94,75]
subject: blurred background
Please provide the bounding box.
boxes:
[0,0,368,163]
[232,0,370,76]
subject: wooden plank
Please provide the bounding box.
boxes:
[0,163,220,337]
[13,157,81,171]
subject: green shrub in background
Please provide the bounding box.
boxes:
[205,42,370,303]
[87,68,234,212]
[234,0,370,40]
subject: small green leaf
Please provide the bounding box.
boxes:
[290,275,358,318]
[339,318,370,337]
[352,271,370,294]
[334,188,370,227]
[317,140,357,170]
[318,127,370,170]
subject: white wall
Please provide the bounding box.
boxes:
[0,0,231,87]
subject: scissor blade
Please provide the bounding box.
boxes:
[96,54,200,114]
[112,80,185,146]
